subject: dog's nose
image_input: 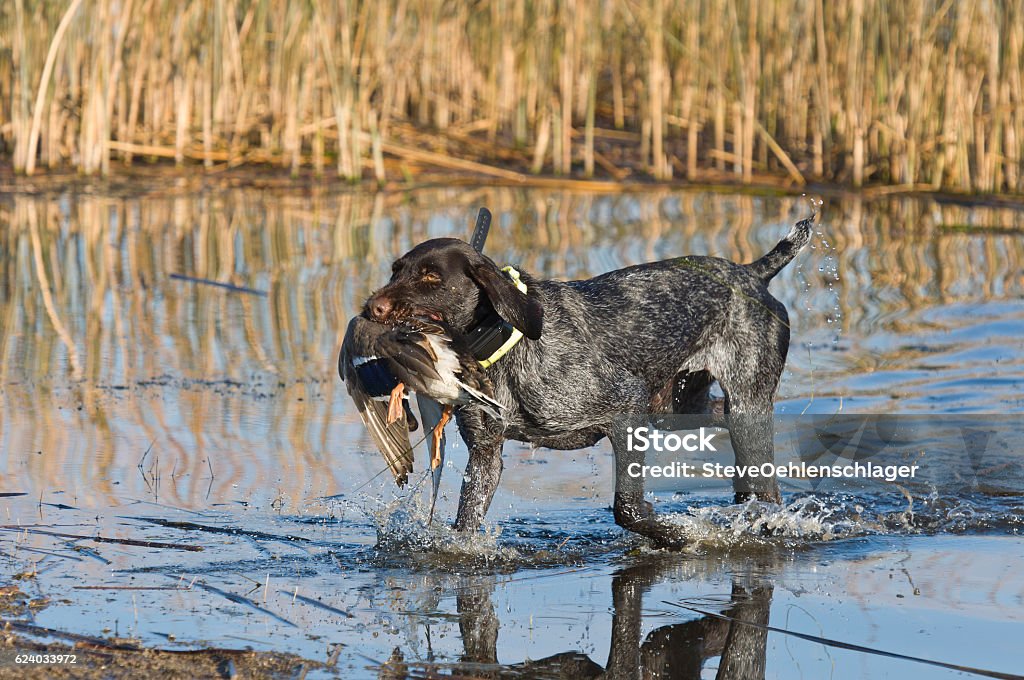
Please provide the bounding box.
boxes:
[368,295,392,321]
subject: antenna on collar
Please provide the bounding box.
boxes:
[469,207,491,253]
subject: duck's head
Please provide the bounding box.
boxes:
[363,237,543,341]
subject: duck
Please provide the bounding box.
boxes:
[339,314,503,519]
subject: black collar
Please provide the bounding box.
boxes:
[461,265,527,367]
[463,310,516,363]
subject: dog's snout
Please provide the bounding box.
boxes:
[367,295,393,321]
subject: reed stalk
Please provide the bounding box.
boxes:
[0,0,1020,192]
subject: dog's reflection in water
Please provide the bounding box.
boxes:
[377,559,774,680]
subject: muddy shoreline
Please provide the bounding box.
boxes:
[3,163,1024,213]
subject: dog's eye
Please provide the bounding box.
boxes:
[420,271,441,284]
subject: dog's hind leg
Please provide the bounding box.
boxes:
[610,416,691,549]
[723,399,781,504]
[716,324,788,504]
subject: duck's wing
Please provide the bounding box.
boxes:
[379,327,446,390]
[340,317,414,486]
[400,332,504,420]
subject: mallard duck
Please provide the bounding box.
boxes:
[339,315,503,519]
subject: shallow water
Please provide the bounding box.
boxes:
[1,184,1023,677]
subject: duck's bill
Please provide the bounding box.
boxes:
[429,463,443,524]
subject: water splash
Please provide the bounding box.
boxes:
[662,496,863,551]
[352,489,580,572]
[790,195,844,411]
[660,491,1022,553]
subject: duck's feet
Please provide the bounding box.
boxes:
[430,406,453,470]
[386,382,406,424]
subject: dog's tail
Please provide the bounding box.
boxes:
[747,216,815,282]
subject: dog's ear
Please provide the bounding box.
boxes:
[469,262,544,340]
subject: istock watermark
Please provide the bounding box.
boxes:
[627,458,920,482]
[626,426,718,452]
[613,413,1024,494]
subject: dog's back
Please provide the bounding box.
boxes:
[523,219,812,391]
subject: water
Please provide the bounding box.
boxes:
[1,183,1023,677]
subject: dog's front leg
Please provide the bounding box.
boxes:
[454,441,503,531]
[454,411,504,532]
[456,583,499,663]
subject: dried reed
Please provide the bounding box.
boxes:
[1,0,1021,192]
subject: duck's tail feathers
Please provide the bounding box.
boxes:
[458,381,504,420]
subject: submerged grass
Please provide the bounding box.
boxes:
[0,0,1021,191]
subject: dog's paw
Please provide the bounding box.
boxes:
[638,519,689,551]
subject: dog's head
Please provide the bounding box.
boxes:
[363,238,543,340]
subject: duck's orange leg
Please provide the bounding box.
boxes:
[386,382,406,424]
[430,406,453,470]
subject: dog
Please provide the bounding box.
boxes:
[360,216,813,548]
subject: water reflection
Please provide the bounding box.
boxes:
[1,186,1023,509]
[375,556,775,680]
[610,569,772,680]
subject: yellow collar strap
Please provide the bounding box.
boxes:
[478,266,527,368]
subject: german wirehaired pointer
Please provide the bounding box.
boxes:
[359,217,813,548]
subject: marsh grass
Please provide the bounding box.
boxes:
[1,0,1021,191]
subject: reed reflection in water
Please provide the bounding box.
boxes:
[0,186,1022,510]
